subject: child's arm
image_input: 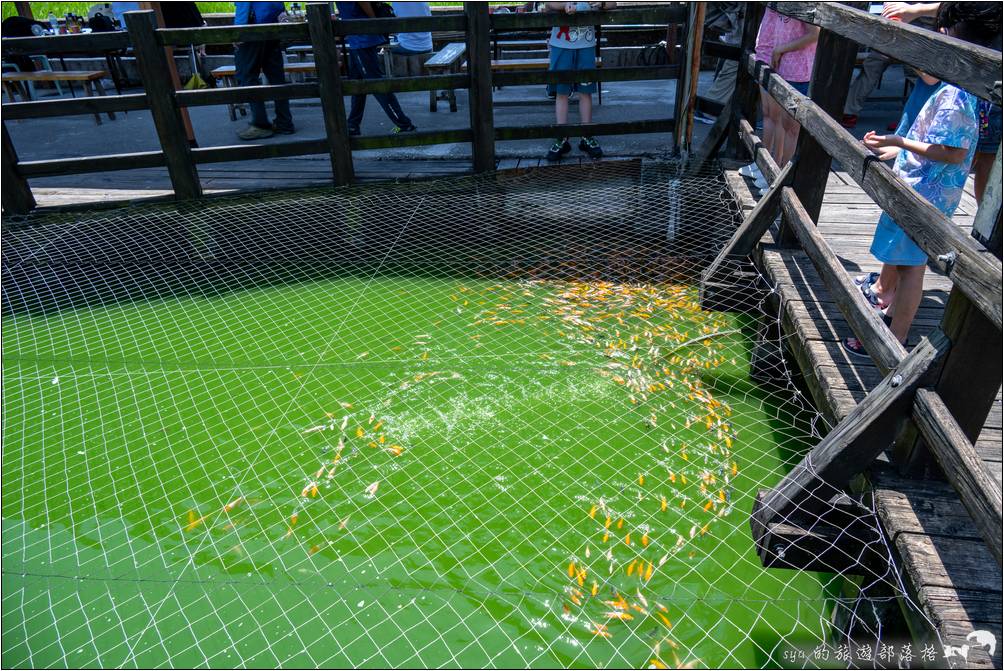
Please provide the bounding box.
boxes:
[881,2,940,22]
[863,131,968,164]
[770,26,820,69]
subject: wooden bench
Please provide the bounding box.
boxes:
[424,42,465,112]
[2,70,114,124]
[211,63,317,121]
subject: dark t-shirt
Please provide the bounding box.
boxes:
[160,2,204,28]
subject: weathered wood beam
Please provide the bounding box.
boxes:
[465,3,494,173]
[493,65,679,88]
[701,159,795,285]
[124,10,201,200]
[755,329,950,524]
[725,2,764,158]
[1,124,35,215]
[2,94,149,120]
[750,490,884,575]
[177,84,318,107]
[747,54,1003,331]
[912,389,1003,565]
[704,40,740,61]
[490,6,687,31]
[494,118,675,142]
[781,188,907,374]
[686,94,735,176]
[674,2,706,154]
[738,117,781,183]
[307,2,353,186]
[772,2,1002,105]
[781,10,861,245]
[17,151,167,177]
[193,140,328,164]
[0,31,130,55]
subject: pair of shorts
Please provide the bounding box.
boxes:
[870,212,927,266]
[977,100,1001,154]
[548,45,596,95]
[788,80,809,95]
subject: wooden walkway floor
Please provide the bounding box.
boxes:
[727,167,1002,668]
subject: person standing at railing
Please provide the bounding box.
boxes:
[740,8,819,194]
[880,1,1002,203]
[336,2,417,136]
[842,2,998,359]
[543,2,614,162]
[233,1,296,140]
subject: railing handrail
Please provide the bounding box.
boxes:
[745,53,1003,333]
[771,2,1003,105]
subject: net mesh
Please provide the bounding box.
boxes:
[1,160,945,668]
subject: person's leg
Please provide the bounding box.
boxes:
[234,41,270,128]
[887,264,925,343]
[706,58,738,104]
[842,52,890,118]
[354,46,413,128]
[973,152,993,201]
[260,41,293,131]
[779,109,799,165]
[555,94,570,124]
[346,49,367,133]
[871,263,899,310]
[578,91,592,123]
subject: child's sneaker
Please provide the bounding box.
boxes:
[579,136,603,159]
[546,138,572,161]
[842,336,870,359]
[394,124,417,133]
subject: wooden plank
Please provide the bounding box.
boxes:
[465,3,494,173]
[2,93,149,120]
[674,2,705,154]
[783,13,861,244]
[781,187,907,374]
[701,160,794,285]
[306,2,353,186]
[756,329,950,524]
[3,69,109,82]
[1,123,35,215]
[494,118,674,142]
[17,151,167,177]
[748,54,1003,330]
[492,65,678,87]
[490,6,687,31]
[193,139,329,164]
[774,2,1003,105]
[912,389,1003,564]
[0,30,130,55]
[124,10,201,200]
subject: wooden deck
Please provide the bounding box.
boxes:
[727,167,1002,668]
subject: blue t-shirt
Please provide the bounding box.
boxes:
[234,2,285,25]
[391,2,432,53]
[336,2,386,50]
[894,79,941,137]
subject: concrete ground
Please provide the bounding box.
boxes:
[5,63,914,202]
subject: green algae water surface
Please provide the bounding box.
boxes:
[3,270,836,669]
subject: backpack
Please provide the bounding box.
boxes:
[372,2,394,43]
[89,12,115,32]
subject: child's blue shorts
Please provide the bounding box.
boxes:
[870,212,927,266]
[548,45,597,95]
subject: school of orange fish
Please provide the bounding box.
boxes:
[181,278,738,668]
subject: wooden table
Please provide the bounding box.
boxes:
[2,69,114,124]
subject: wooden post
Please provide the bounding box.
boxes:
[306,3,354,185]
[1,124,35,215]
[141,2,197,147]
[465,2,495,172]
[14,2,33,19]
[124,10,202,200]
[779,21,860,246]
[674,2,705,155]
[896,150,1004,473]
[725,2,764,158]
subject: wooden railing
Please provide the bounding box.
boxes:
[0,3,694,214]
[696,1,1003,567]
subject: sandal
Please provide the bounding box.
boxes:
[843,336,870,359]
[853,272,879,287]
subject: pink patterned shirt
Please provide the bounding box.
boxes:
[754,8,816,83]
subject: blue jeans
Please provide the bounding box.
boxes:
[234,40,293,131]
[346,46,413,131]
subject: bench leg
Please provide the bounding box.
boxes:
[84,80,102,125]
[449,88,457,113]
[92,77,115,121]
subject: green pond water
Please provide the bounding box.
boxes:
[3,272,838,668]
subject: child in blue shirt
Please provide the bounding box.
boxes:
[844,3,994,358]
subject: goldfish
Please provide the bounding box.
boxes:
[568,561,576,578]
[660,496,668,512]
[641,533,649,547]
[604,515,612,530]
[644,562,654,582]
[658,613,673,628]
[373,421,383,431]
[223,497,243,512]
[616,518,624,530]
[355,427,365,438]
[590,623,611,638]
[591,581,599,597]
[365,481,379,497]
[309,545,321,555]
[589,505,597,519]
[624,533,632,546]
[604,611,634,621]
[627,560,637,576]
[184,510,207,532]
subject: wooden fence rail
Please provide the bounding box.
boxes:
[1,3,694,215]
